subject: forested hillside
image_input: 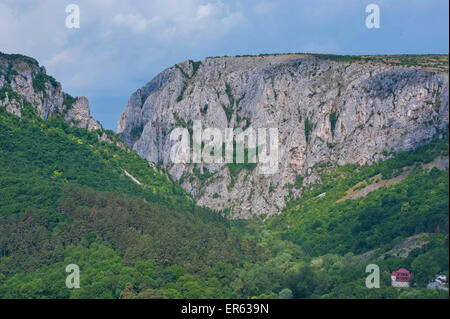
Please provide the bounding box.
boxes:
[1,105,448,298]
[0,107,264,298]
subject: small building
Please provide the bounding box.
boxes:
[435,274,447,284]
[427,274,449,291]
[391,268,413,288]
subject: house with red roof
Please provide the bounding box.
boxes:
[391,268,413,287]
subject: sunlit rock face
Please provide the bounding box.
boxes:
[118,55,449,217]
[0,53,100,131]
[65,96,101,131]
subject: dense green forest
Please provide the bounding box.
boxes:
[0,88,448,298]
[0,106,265,298]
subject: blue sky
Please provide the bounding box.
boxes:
[1,0,448,130]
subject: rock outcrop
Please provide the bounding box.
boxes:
[65,96,101,131]
[118,54,449,218]
[0,52,100,130]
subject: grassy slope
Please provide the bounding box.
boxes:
[208,53,449,73]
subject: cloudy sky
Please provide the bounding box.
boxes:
[1,0,448,130]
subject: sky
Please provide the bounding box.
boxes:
[0,0,449,131]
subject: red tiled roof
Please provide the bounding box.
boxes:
[391,268,413,282]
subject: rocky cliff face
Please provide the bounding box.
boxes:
[65,96,101,131]
[0,52,100,130]
[118,54,447,217]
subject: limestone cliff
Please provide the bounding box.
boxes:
[0,52,100,130]
[118,54,449,217]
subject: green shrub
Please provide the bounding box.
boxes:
[304,118,313,143]
[130,124,144,139]
[330,112,338,136]
[32,72,58,96]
